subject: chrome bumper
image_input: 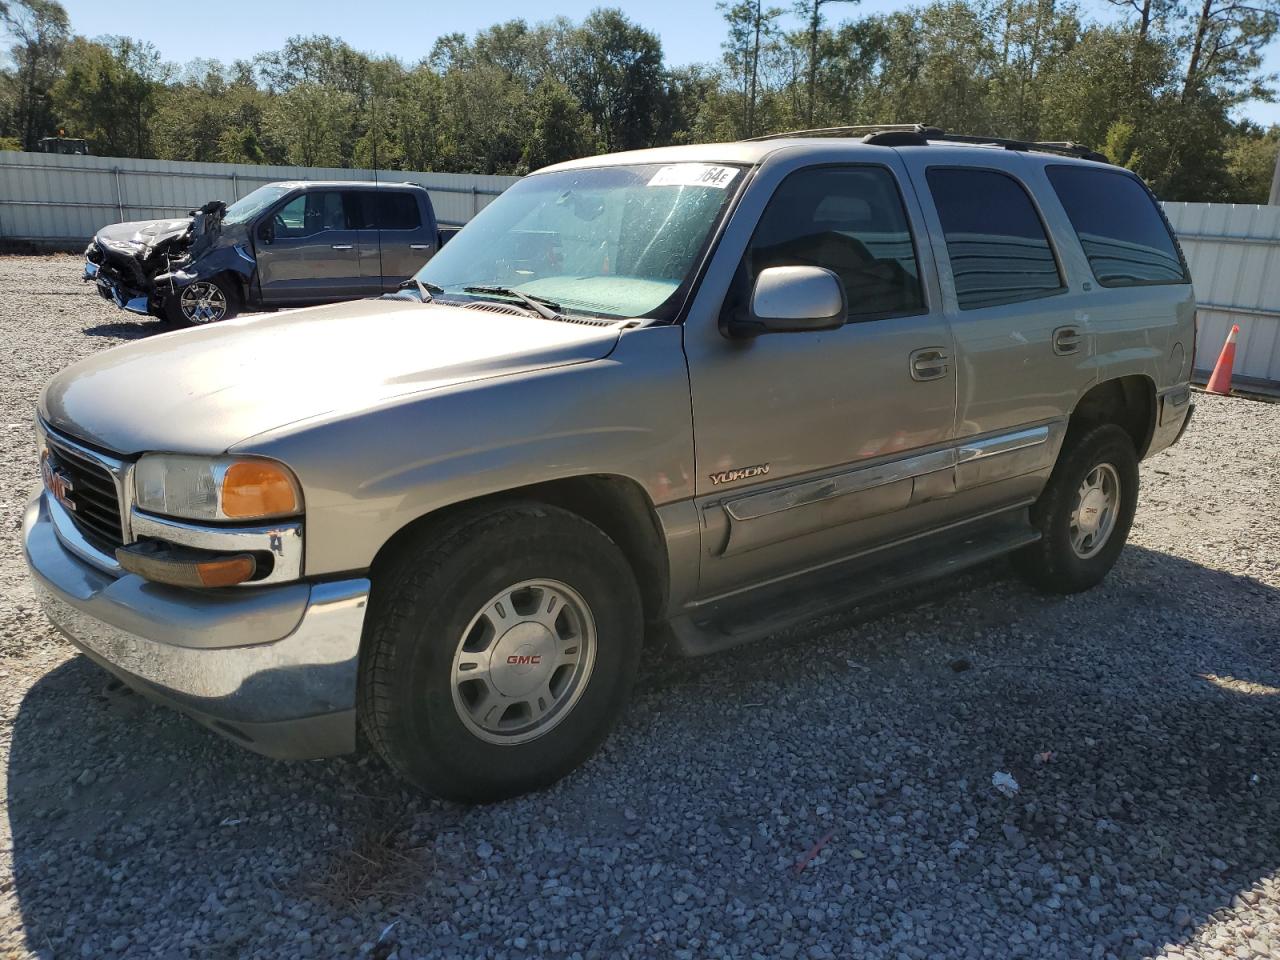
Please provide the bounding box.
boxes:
[22,492,369,759]
[84,259,149,315]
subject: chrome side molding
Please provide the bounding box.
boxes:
[726,447,954,522]
[956,426,1050,463]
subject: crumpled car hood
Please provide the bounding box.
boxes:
[40,297,623,455]
[94,218,193,255]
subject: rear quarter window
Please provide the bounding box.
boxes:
[1045,166,1189,286]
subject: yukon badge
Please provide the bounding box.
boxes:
[710,463,770,486]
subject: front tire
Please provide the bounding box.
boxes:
[358,503,643,801]
[165,275,238,327]
[1016,424,1139,594]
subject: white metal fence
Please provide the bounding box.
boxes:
[1163,201,1280,391]
[0,151,520,243]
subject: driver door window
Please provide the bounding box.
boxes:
[741,166,926,322]
[273,191,347,239]
[257,190,366,302]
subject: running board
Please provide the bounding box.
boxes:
[665,511,1040,657]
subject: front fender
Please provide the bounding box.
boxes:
[155,243,257,301]
[231,325,696,578]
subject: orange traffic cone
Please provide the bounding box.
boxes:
[1205,324,1240,395]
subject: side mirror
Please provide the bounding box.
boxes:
[258,221,274,245]
[726,265,847,338]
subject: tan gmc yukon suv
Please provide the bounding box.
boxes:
[23,126,1195,800]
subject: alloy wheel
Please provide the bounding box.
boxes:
[179,281,227,324]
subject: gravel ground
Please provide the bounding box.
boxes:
[0,253,1277,960]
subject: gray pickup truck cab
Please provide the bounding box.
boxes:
[84,180,450,326]
[27,126,1194,800]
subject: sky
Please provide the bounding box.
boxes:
[59,0,1280,127]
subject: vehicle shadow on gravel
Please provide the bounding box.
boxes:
[5,544,1278,958]
[81,320,168,340]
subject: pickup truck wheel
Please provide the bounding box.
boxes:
[165,276,238,327]
[1016,424,1139,594]
[358,503,643,801]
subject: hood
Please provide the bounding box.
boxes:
[94,218,193,256]
[41,298,624,455]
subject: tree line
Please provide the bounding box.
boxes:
[2,0,1278,202]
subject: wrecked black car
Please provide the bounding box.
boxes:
[84,181,450,326]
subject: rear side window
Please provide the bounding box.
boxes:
[926,168,1064,310]
[374,192,422,230]
[345,192,423,231]
[744,166,925,321]
[1046,166,1188,286]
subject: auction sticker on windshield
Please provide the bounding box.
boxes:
[648,164,739,189]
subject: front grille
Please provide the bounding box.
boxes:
[45,438,124,550]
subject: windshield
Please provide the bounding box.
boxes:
[222,184,291,225]
[417,162,743,321]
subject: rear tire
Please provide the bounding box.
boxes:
[358,502,643,802]
[1016,424,1139,594]
[164,275,239,327]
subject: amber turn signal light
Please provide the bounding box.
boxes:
[116,543,257,589]
[195,554,257,587]
[221,461,301,519]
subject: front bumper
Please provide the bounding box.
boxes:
[84,259,149,315]
[22,492,369,759]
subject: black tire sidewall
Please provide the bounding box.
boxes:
[1028,424,1139,592]
[373,508,642,800]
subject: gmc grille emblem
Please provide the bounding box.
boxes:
[40,454,76,513]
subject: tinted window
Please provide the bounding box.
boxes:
[745,166,925,321]
[927,168,1064,310]
[1046,166,1187,286]
[273,191,347,237]
[348,191,423,230]
[377,192,421,230]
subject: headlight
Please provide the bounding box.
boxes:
[134,454,302,522]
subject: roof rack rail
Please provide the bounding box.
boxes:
[745,123,1109,163]
[745,123,938,141]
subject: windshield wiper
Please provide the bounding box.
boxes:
[398,277,444,303]
[463,285,563,321]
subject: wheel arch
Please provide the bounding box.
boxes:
[368,473,672,624]
[1068,374,1157,458]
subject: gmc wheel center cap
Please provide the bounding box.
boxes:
[488,622,557,698]
[1079,488,1108,533]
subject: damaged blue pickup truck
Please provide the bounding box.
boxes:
[84,180,455,326]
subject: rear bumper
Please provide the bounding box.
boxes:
[22,491,369,759]
[1148,383,1194,457]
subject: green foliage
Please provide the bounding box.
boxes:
[1226,125,1280,202]
[50,35,164,156]
[1,1,1278,202]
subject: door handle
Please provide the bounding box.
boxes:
[409,243,430,250]
[330,244,353,250]
[910,347,950,381]
[1053,326,1082,356]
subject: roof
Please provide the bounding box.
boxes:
[538,128,1110,175]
